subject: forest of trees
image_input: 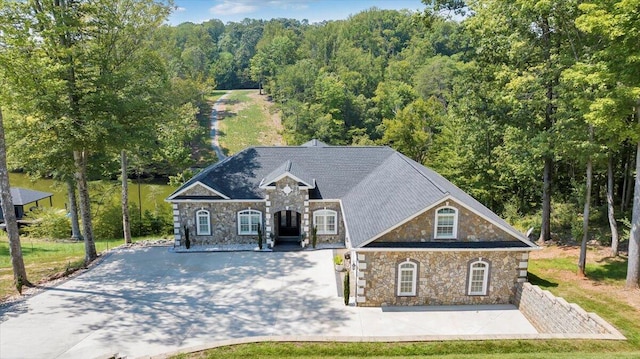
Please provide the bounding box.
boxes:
[0,0,638,289]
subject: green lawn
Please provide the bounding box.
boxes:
[174,248,640,358]
[0,237,132,300]
[205,90,228,104]
[217,89,281,155]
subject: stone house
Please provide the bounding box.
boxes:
[167,140,538,307]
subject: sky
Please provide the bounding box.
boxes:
[168,0,427,25]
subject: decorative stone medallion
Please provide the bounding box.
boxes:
[282,184,292,195]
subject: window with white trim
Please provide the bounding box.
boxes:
[397,260,417,296]
[435,206,458,239]
[313,209,337,235]
[238,209,262,235]
[195,209,211,235]
[468,260,489,295]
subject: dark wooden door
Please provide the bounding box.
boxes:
[278,210,300,237]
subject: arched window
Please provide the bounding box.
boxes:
[468,259,490,295]
[313,209,338,235]
[195,210,211,235]
[434,206,458,239]
[238,209,262,235]
[397,260,417,296]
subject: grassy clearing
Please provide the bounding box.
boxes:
[174,246,640,358]
[0,237,131,300]
[218,89,281,155]
[205,90,228,104]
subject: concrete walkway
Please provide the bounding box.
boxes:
[210,92,229,162]
[0,247,537,359]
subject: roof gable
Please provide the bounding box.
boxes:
[167,181,230,200]
[260,160,315,188]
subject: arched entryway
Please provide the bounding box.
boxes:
[274,210,301,244]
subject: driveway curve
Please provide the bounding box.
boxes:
[0,247,536,359]
[210,92,229,162]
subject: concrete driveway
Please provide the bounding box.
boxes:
[0,247,537,359]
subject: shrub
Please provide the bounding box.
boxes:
[93,204,124,240]
[23,207,71,239]
[343,271,350,306]
[184,225,191,249]
[93,202,172,240]
[312,225,318,248]
[257,226,263,250]
[334,255,343,266]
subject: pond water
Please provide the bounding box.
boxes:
[8,173,177,213]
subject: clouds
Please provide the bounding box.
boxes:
[209,0,313,16]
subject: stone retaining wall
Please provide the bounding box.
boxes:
[513,282,623,337]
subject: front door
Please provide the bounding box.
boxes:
[277,210,300,238]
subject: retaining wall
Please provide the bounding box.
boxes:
[513,282,624,338]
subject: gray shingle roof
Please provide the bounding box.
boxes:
[169,143,533,249]
[8,188,53,206]
[172,145,397,200]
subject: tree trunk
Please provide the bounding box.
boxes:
[73,150,97,263]
[626,103,640,289]
[121,150,132,244]
[538,15,555,246]
[608,153,619,257]
[66,179,82,241]
[578,150,593,277]
[538,155,553,244]
[625,149,635,211]
[0,107,30,292]
[622,149,629,212]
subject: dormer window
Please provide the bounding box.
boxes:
[434,206,458,239]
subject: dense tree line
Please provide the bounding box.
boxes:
[0,1,637,288]
[0,0,209,286]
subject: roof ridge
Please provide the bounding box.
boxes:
[394,152,448,195]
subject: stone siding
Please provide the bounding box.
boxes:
[182,183,222,197]
[176,201,265,245]
[356,250,528,307]
[265,176,309,240]
[308,201,345,244]
[376,199,517,243]
[514,282,623,336]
